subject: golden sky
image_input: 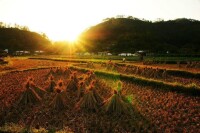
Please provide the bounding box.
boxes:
[0,0,200,41]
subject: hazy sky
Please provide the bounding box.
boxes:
[0,0,200,41]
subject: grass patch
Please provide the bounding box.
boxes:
[116,63,200,79]
[120,74,200,96]
[29,57,106,63]
[29,57,200,79]
[167,69,200,79]
[2,64,200,96]
[71,66,200,96]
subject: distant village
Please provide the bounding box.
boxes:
[0,49,45,56]
[73,50,146,57]
[0,49,146,57]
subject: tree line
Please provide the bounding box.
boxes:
[78,16,200,55]
[0,22,52,54]
[1,17,200,56]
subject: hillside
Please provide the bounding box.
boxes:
[0,27,51,54]
[79,18,200,54]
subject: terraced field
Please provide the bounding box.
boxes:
[0,58,199,132]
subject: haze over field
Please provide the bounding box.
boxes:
[0,0,200,41]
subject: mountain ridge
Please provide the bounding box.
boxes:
[79,17,200,54]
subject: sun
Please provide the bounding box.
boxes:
[46,28,80,42]
[66,33,79,43]
[35,18,84,42]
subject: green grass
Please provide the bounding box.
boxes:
[119,74,200,96]
[144,56,200,62]
[167,69,200,78]
[1,60,200,96]
[70,66,200,96]
[116,63,200,78]
[29,54,200,62]
[29,57,107,63]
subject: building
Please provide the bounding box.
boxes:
[118,53,137,56]
[98,51,111,56]
[14,51,30,56]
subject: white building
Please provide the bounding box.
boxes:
[118,53,136,56]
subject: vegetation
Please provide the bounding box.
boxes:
[0,13,199,132]
[72,66,200,96]
[0,22,51,54]
[0,59,199,132]
[1,17,200,56]
[76,84,102,112]
[79,17,200,54]
[18,80,41,105]
[102,83,133,116]
[49,80,65,110]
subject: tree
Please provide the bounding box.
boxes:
[79,17,200,54]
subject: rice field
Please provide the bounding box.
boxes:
[0,57,199,132]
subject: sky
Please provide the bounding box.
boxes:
[0,0,200,41]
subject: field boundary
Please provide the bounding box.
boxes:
[0,66,55,75]
[1,63,199,96]
[116,63,200,79]
[29,57,106,63]
[29,58,200,79]
[70,66,200,96]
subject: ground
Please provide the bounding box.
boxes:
[0,56,199,133]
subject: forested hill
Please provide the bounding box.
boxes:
[79,18,200,54]
[0,27,51,53]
